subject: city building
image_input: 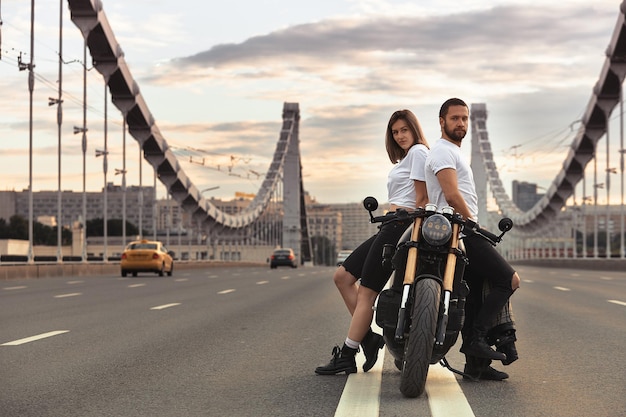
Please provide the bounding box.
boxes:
[0,183,155,233]
[329,202,387,251]
[512,180,544,211]
[1,187,393,259]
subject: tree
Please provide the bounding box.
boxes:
[0,215,72,245]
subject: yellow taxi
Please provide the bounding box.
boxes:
[120,239,174,277]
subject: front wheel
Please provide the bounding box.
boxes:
[400,278,441,398]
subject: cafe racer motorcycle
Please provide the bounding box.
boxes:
[363,197,513,398]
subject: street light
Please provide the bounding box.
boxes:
[115,167,127,248]
[74,125,88,262]
[22,0,35,264]
[50,94,64,263]
[70,37,89,263]
[96,148,109,261]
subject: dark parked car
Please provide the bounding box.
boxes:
[270,248,297,269]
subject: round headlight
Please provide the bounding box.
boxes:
[421,213,453,246]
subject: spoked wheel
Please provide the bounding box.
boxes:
[400,278,441,398]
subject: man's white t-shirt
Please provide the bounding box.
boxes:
[425,138,478,219]
[387,143,429,209]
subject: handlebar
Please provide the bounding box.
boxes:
[365,201,512,246]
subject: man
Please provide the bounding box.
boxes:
[425,98,521,380]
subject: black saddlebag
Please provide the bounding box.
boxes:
[375,288,401,331]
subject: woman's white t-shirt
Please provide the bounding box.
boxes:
[387,143,429,209]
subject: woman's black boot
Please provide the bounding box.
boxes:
[361,329,385,372]
[315,344,358,375]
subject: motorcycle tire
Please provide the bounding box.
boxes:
[399,278,441,398]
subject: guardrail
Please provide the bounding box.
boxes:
[511,258,626,271]
[0,260,266,280]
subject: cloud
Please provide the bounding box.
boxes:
[159,5,610,79]
[0,0,619,204]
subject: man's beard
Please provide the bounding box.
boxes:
[444,124,466,143]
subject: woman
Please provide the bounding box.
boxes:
[315,109,429,375]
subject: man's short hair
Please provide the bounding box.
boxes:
[439,98,468,119]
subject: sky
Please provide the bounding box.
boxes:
[0,0,624,208]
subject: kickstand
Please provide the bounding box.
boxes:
[439,357,479,382]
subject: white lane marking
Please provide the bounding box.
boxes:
[54,293,82,298]
[208,275,219,278]
[523,279,534,283]
[128,283,146,288]
[150,303,181,310]
[175,278,189,282]
[67,280,84,284]
[218,289,236,294]
[426,365,476,416]
[4,286,27,291]
[608,299,626,307]
[570,273,580,277]
[553,286,571,291]
[600,276,613,281]
[1,330,70,346]
[257,280,269,285]
[335,345,384,417]
[281,276,291,280]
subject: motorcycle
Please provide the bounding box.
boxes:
[363,196,513,398]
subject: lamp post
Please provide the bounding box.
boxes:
[73,125,88,262]
[593,182,603,258]
[138,143,143,239]
[619,88,626,259]
[71,40,89,262]
[49,96,64,263]
[95,84,109,262]
[50,0,63,263]
[153,170,157,240]
[115,114,128,250]
[96,148,108,259]
[115,167,127,248]
[606,167,617,257]
[21,0,35,263]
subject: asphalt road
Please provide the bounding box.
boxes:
[1,264,625,416]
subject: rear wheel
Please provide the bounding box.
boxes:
[167,263,174,277]
[121,270,127,277]
[158,263,165,277]
[400,278,441,398]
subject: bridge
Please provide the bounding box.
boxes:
[1,0,625,266]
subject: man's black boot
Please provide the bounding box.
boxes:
[494,329,518,365]
[361,329,385,372]
[315,344,358,375]
[463,355,508,381]
[462,329,506,361]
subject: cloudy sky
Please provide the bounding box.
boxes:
[0,0,623,207]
